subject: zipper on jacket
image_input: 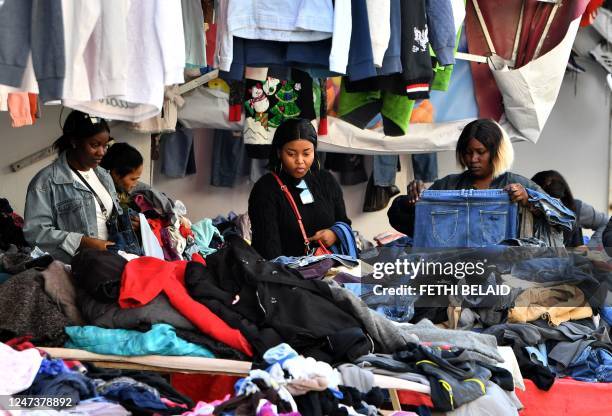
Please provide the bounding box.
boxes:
[417,360,453,410]
[255,290,266,314]
[464,378,486,394]
[438,379,454,410]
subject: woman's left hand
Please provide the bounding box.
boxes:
[308,229,338,248]
[504,183,529,207]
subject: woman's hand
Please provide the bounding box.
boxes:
[504,183,530,207]
[130,215,140,231]
[80,236,115,251]
[308,229,338,248]
[406,180,426,204]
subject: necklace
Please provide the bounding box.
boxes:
[80,170,93,180]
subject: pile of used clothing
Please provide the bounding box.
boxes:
[0,339,194,415]
[126,186,252,264]
[0,229,531,415]
[358,239,612,395]
[3,189,609,415]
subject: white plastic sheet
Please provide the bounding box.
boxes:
[488,19,581,143]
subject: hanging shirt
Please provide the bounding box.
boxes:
[62,0,185,122]
[227,0,334,42]
[365,0,391,67]
[72,169,114,241]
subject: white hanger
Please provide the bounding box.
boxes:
[177,69,220,95]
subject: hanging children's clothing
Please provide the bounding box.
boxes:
[243,69,316,159]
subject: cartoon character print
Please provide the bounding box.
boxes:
[268,80,301,128]
[263,77,280,95]
[245,83,270,129]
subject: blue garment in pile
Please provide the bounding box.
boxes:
[330,222,359,259]
[65,324,214,358]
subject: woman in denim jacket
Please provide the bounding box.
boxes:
[23,110,122,263]
[388,119,574,247]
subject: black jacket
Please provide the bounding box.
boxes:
[186,235,371,363]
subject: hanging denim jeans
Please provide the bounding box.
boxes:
[210,129,250,187]
[107,210,143,256]
[413,189,519,248]
[373,155,399,187]
[411,153,438,182]
[160,123,196,178]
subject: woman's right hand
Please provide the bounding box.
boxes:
[80,236,115,251]
[406,180,426,204]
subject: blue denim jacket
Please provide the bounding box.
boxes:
[23,152,122,262]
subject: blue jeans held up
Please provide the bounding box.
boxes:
[107,210,143,256]
[413,189,518,248]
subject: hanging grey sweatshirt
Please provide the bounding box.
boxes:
[0,0,65,101]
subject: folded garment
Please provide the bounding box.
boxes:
[272,254,359,269]
[71,249,127,302]
[0,268,69,346]
[396,319,504,364]
[42,260,85,325]
[508,285,593,326]
[78,289,196,332]
[65,324,215,358]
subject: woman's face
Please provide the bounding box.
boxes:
[280,139,315,179]
[72,131,110,169]
[112,164,143,193]
[462,138,493,179]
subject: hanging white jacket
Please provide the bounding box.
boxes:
[182,0,207,68]
[64,0,185,122]
[329,0,352,74]
[227,0,334,42]
[214,0,233,72]
[60,0,129,103]
[365,0,391,67]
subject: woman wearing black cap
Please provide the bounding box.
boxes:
[23,110,122,262]
[248,118,351,260]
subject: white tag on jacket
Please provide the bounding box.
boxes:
[297,180,314,204]
[300,189,314,204]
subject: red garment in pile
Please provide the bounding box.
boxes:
[119,257,253,356]
[147,218,165,246]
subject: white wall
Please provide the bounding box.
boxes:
[0,107,151,215]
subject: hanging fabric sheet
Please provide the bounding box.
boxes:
[466,0,591,122]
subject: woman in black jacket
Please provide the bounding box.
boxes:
[248,118,351,259]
